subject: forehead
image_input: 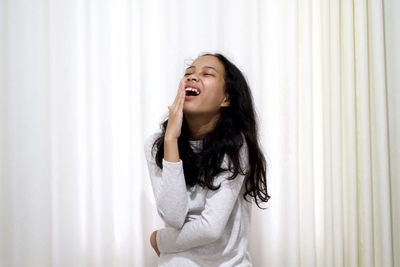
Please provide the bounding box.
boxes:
[187,56,224,72]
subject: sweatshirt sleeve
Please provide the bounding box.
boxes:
[156,171,246,253]
[144,134,189,229]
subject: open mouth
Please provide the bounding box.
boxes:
[185,87,200,96]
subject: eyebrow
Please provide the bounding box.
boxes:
[185,66,218,72]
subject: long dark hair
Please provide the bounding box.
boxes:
[152,53,270,208]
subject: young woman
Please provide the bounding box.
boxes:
[144,53,270,266]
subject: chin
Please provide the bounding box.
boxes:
[183,109,199,115]
[182,106,198,114]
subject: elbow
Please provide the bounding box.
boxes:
[204,224,224,243]
[163,215,186,229]
[157,206,187,229]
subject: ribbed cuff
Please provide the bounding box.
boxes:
[162,159,183,166]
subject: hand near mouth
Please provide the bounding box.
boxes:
[164,80,186,162]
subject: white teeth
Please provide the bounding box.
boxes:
[185,87,200,95]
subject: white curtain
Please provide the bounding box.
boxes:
[0,0,398,266]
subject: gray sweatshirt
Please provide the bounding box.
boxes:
[145,134,253,267]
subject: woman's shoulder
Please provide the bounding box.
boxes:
[144,132,162,159]
[145,132,161,146]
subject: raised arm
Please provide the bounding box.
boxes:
[144,135,189,229]
[144,81,189,228]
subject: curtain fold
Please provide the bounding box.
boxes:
[384,1,400,266]
[0,0,398,266]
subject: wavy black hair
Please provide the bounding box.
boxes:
[152,53,270,208]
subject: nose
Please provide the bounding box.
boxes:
[186,75,198,82]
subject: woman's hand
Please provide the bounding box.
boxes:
[164,80,186,162]
[165,80,186,141]
[150,230,160,257]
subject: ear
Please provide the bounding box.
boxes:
[220,96,230,107]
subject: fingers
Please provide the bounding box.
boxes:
[171,90,180,108]
[177,86,185,111]
[150,230,160,257]
[171,80,186,107]
[170,81,185,113]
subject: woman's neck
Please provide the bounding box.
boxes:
[185,114,220,140]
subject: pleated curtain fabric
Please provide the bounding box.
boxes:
[0,0,398,266]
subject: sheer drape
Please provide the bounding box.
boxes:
[0,0,398,266]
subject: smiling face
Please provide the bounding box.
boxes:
[182,55,230,116]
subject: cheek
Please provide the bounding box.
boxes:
[209,87,226,102]
[204,80,225,98]
[202,91,226,110]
